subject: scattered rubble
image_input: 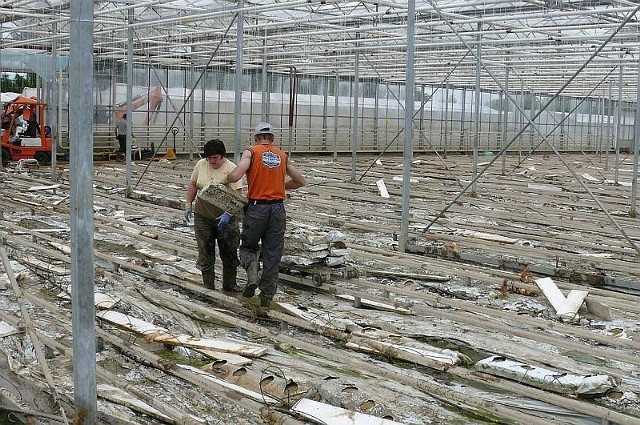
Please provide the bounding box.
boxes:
[0,154,639,424]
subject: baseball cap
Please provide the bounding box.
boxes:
[254,122,274,136]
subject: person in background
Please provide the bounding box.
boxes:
[225,122,305,308]
[115,113,128,160]
[184,139,243,292]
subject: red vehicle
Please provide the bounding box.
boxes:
[1,95,53,166]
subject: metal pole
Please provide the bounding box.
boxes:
[0,36,3,169]
[334,70,339,160]
[200,68,206,144]
[69,0,97,422]
[125,8,133,195]
[519,81,524,161]
[605,78,612,168]
[614,62,623,184]
[262,31,268,122]
[472,22,481,195]
[322,76,328,150]
[189,63,195,161]
[233,0,244,163]
[630,56,640,216]
[50,22,58,181]
[287,66,296,156]
[501,61,510,175]
[350,34,360,182]
[443,83,449,153]
[399,0,415,253]
[418,84,424,150]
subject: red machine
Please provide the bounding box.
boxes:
[1,95,53,166]
[114,86,164,125]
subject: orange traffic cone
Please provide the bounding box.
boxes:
[165,148,177,160]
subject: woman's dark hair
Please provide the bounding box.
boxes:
[203,139,226,157]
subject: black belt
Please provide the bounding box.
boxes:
[249,199,284,205]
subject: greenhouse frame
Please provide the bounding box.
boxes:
[1,2,640,424]
[2,1,640,158]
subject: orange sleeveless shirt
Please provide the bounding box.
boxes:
[246,144,287,201]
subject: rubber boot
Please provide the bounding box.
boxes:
[242,259,260,298]
[202,271,215,290]
[222,267,242,292]
[259,296,271,308]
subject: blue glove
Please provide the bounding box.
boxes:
[183,202,193,225]
[215,212,231,230]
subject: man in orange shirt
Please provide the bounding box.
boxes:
[225,122,305,308]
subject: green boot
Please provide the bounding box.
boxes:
[222,267,242,292]
[259,296,271,308]
[242,259,259,298]
[202,272,215,290]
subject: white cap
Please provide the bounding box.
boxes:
[254,122,274,136]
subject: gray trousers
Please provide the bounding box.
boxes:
[239,202,286,299]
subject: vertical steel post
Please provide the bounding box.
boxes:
[605,78,612,168]
[399,0,415,253]
[125,8,133,194]
[69,0,97,422]
[189,63,195,160]
[443,83,449,154]
[614,62,623,184]
[374,79,380,150]
[472,22,481,195]
[322,76,328,150]
[501,61,510,175]
[262,31,268,122]
[0,37,3,168]
[334,70,339,160]
[630,56,640,216]
[200,68,206,143]
[350,34,360,181]
[234,0,244,163]
[418,84,425,150]
[51,22,58,181]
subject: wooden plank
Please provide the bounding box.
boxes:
[335,294,411,314]
[56,292,120,310]
[96,310,267,357]
[97,310,165,335]
[20,257,68,276]
[196,349,253,366]
[366,270,450,282]
[292,398,404,425]
[585,297,612,321]
[153,334,268,357]
[0,321,18,338]
[27,184,61,192]
[375,179,390,198]
[136,248,181,263]
[345,339,461,369]
[535,277,588,320]
[94,293,120,309]
[14,228,69,234]
[178,365,277,404]
[278,302,361,332]
[97,384,175,424]
[451,229,519,244]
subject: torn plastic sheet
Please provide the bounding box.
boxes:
[475,355,617,396]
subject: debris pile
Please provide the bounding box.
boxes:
[281,226,349,268]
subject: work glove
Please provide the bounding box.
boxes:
[183,202,193,225]
[215,212,231,230]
